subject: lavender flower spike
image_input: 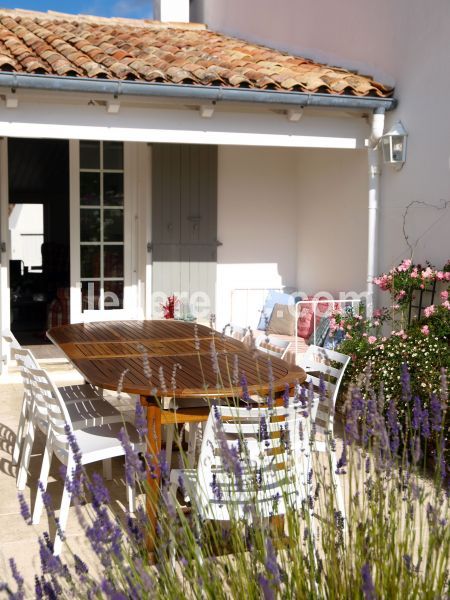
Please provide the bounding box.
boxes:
[210,340,220,375]
[361,562,377,600]
[430,393,442,433]
[258,574,275,600]
[8,558,24,600]
[118,427,146,486]
[241,372,250,404]
[264,537,281,586]
[411,396,422,430]
[134,399,148,438]
[18,492,31,524]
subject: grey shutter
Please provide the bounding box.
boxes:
[152,144,218,319]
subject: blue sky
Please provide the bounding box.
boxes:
[0,1,153,18]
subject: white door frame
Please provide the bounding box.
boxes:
[69,140,145,323]
[0,138,10,371]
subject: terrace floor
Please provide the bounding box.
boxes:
[0,351,140,591]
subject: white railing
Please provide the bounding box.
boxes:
[294,298,361,364]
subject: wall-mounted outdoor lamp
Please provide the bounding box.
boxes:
[381,121,408,170]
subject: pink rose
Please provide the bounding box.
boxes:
[373,309,383,318]
[379,344,384,350]
[368,336,377,344]
[436,271,444,280]
[421,325,430,336]
[423,305,435,318]
[410,269,418,278]
[441,290,449,301]
[443,300,450,310]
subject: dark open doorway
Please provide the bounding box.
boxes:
[8,138,70,345]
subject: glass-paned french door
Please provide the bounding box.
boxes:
[79,140,125,312]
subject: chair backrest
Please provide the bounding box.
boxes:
[1,329,21,351]
[255,336,289,359]
[12,347,40,409]
[194,403,309,521]
[28,367,73,455]
[1,329,21,373]
[298,345,350,435]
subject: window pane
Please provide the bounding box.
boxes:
[104,281,124,310]
[104,246,123,278]
[80,208,100,242]
[103,209,123,242]
[81,245,100,278]
[80,172,100,206]
[104,173,124,206]
[81,281,100,311]
[80,141,100,169]
[103,141,124,170]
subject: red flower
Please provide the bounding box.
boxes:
[161,295,178,319]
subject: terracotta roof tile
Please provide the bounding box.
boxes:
[0,8,393,98]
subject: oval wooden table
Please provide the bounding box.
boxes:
[47,320,306,553]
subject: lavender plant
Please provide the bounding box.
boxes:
[2,364,449,599]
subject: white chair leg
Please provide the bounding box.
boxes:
[165,425,175,468]
[16,417,35,490]
[102,458,112,480]
[53,455,75,557]
[32,443,53,524]
[12,396,28,465]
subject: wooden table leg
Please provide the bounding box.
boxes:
[141,395,162,557]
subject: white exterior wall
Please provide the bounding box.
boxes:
[198,0,450,271]
[217,146,300,327]
[296,149,368,295]
[215,146,368,327]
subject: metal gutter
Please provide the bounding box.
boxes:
[0,72,397,111]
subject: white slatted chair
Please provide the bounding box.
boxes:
[164,337,290,470]
[297,345,350,523]
[169,403,310,522]
[7,332,112,465]
[15,348,124,489]
[29,366,146,556]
